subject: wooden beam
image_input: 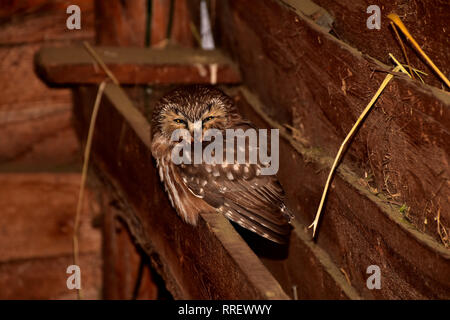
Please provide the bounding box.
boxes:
[35,46,241,85]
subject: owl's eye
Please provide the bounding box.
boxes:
[174,118,187,125]
[203,116,214,123]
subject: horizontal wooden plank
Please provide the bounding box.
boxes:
[36,46,242,85]
[0,173,101,262]
[72,83,287,300]
[0,0,93,21]
[0,1,94,169]
[0,252,101,299]
[0,44,73,108]
[0,0,94,45]
[0,102,80,169]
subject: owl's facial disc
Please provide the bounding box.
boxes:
[199,104,227,132]
[160,109,188,139]
[160,103,227,140]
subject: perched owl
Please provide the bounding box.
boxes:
[151,85,293,244]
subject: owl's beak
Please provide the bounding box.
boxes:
[188,120,203,142]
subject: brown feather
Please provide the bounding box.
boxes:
[151,86,293,244]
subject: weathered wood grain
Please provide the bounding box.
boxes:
[170,0,195,47]
[0,252,102,299]
[0,45,72,107]
[0,172,102,299]
[235,88,449,299]
[94,0,147,47]
[0,1,94,167]
[151,0,171,46]
[0,102,80,169]
[311,0,450,88]
[36,46,241,85]
[0,173,100,262]
[215,0,449,299]
[0,1,94,44]
[218,0,449,246]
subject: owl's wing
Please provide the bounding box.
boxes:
[176,125,293,244]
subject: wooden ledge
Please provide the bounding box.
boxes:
[36,46,241,85]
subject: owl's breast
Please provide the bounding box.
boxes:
[155,152,215,226]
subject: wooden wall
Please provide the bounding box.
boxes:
[0,173,102,299]
[0,0,101,299]
[312,0,449,89]
[0,0,94,168]
[217,0,449,299]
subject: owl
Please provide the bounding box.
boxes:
[151,85,293,244]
